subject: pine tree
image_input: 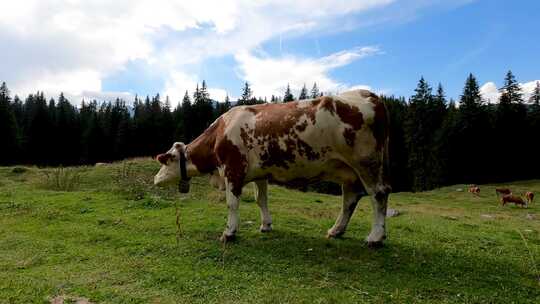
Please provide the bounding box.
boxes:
[181,90,193,142]
[454,73,492,183]
[0,82,20,164]
[499,70,523,104]
[283,83,294,102]
[55,93,80,164]
[529,81,540,105]
[310,83,320,99]
[238,82,253,105]
[299,84,308,100]
[460,73,484,111]
[496,71,527,179]
[404,77,433,191]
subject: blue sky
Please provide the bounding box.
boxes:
[1,0,538,104]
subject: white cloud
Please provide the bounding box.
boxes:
[480,80,540,103]
[0,0,396,103]
[234,46,381,97]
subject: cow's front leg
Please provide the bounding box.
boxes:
[220,182,240,243]
[327,182,363,238]
[366,184,390,247]
[254,180,272,232]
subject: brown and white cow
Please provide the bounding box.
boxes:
[495,188,512,197]
[469,185,480,196]
[525,191,534,205]
[501,194,527,208]
[154,89,391,246]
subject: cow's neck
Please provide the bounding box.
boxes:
[185,119,221,177]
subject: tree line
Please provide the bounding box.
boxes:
[1,72,539,191]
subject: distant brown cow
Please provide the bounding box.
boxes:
[469,185,480,196]
[501,194,527,208]
[495,188,512,197]
[525,192,534,205]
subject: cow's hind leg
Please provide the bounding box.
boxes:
[352,158,391,247]
[327,181,364,238]
[254,180,272,232]
[220,180,241,243]
[366,184,391,247]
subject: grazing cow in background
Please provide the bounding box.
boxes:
[469,185,480,196]
[501,194,527,208]
[495,188,512,197]
[525,191,534,205]
[154,89,392,246]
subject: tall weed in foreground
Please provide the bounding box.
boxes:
[113,160,177,201]
[42,167,82,191]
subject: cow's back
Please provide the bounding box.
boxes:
[216,90,388,185]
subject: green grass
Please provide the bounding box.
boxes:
[1,159,539,303]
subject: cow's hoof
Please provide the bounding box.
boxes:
[220,233,236,243]
[326,229,345,239]
[366,240,385,248]
[260,224,272,233]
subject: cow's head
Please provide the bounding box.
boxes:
[154,142,191,192]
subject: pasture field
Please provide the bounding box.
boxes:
[1,159,539,303]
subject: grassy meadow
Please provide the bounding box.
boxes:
[1,159,539,303]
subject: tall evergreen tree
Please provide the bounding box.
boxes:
[55,93,80,164]
[283,83,294,102]
[496,71,527,179]
[499,70,523,104]
[0,82,20,164]
[310,83,320,99]
[404,77,433,190]
[181,90,193,142]
[238,82,253,105]
[299,84,308,100]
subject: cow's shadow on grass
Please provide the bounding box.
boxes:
[183,228,538,299]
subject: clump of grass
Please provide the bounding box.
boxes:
[113,161,149,200]
[113,160,177,201]
[42,167,82,191]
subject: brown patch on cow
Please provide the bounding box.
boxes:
[239,101,322,169]
[297,138,319,160]
[334,100,364,147]
[187,119,222,174]
[335,100,363,131]
[240,126,255,150]
[371,99,389,151]
[312,96,335,114]
[246,107,259,114]
[216,135,248,196]
[252,101,318,138]
[342,128,356,147]
[260,139,296,169]
[295,120,308,132]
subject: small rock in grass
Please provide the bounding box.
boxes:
[386,208,400,217]
[526,214,535,220]
[456,188,463,192]
[481,214,494,219]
